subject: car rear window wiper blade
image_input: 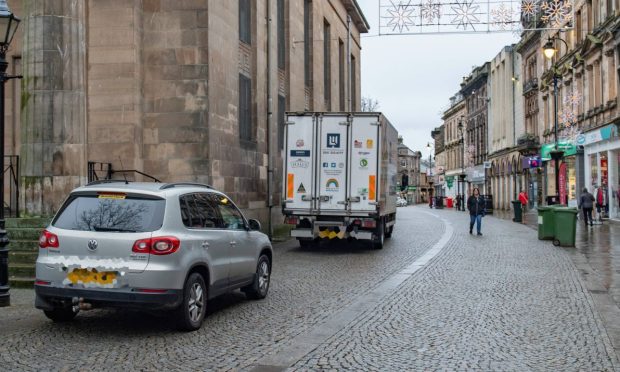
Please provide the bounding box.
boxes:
[93,226,137,233]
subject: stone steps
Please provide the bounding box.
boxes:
[5,217,50,289]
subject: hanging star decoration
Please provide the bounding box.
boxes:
[451,0,482,30]
[420,0,442,24]
[521,0,539,19]
[490,3,515,30]
[540,0,573,28]
[560,89,581,127]
[385,0,416,32]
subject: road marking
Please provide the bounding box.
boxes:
[250,211,453,371]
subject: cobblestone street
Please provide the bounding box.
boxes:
[1,206,619,371]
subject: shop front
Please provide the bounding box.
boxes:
[466,165,486,195]
[541,142,579,207]
[581,124,620,220]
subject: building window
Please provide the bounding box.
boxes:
[239,0,251,44]
[304,0,312,87]
[339,39,345,111]
[277,0,285,69]
[324,19,331,110]
[239,74,252,141]
[278,95,286,150]
[351,54,356,111]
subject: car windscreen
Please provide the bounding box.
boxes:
[52,193,166,233]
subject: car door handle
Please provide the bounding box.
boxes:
[230,241,237,247]
[201,241,210,249]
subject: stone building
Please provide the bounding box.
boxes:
[431,125,445,198]
[441,93,466,201]
[6,0,369,230]
[487,45,524,210]
[397,138,420,204]
[460,62,490,195]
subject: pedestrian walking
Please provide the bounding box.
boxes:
[467,187,486,235]
[578,187,595,227]
[518,189,529,221]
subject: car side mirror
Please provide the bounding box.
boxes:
[248,219,261,231]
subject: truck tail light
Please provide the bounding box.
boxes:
[284,216,299,225]
[361,219,376,228]
[132,236,180,255]
[39,230,59,248]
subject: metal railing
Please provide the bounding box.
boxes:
[87,162,161,183]
[3,155,19,218]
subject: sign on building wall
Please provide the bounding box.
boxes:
[379,0,573,35]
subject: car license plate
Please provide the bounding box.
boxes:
[65,268,119,288]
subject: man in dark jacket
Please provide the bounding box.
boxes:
[467,187,486,235]
[578,187,595,226]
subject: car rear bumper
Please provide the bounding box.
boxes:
[35,285,183,311]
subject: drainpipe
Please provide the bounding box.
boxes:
[266,0,274,239]
[347,14,351,112]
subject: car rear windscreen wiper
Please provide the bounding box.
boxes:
[93,226,137,233]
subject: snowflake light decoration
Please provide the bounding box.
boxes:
[521,0,539,19]
[385,0,416,32]
[451,0,482,30]
[490,3,514,30]
[559,108,576,127]
[563,90,582,107]
[420,0,441,24]
[540,0,572,28]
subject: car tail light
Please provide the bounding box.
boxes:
[132,236,180,255]
[361,219,376,228]
[35,280,51,286]
[284,216,298,225]
[39,230,59,249]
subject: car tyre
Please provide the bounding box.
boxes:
[298,239,315,249]
[244,254,271,300]
[176,272,207,332]
[43,306,78,322]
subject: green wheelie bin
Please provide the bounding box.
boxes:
[552,207,579,247]
[537,206,555,240]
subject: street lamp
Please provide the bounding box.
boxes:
[542,36,568,204]
[427,142,434,208]
[0,0,20,308]
[457,117,466,211]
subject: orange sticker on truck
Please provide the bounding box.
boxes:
[287,174,294,199]
[369,175,376,200]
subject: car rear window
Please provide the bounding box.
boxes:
[52,193,166,232]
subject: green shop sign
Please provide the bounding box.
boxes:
[540,142,577,160]
[408,186,416,191]
[445,176,455,188]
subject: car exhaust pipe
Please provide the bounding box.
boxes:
[71,297,92,312]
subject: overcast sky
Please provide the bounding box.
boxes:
[356,0,519,157]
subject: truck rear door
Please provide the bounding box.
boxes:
[284,114,315,212]
[349,115,380,213]
[318,115,349,212]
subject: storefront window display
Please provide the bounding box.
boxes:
[564,157,577,207]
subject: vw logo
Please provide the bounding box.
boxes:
[87,239,98,251]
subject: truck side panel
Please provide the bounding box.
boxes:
[349,115,380,213]
[380,115,399,217]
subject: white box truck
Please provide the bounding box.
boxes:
[282,112,399,249]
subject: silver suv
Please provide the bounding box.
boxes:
[34,181,273,331]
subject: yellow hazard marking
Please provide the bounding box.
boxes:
[369,175,376,200]
[318,230,345,239]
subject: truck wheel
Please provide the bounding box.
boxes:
[385,225,394,239]
[43,306,78,322]
[373,221,385,250]
[298,239,314,249]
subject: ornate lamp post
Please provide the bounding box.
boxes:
[427,142,434,208]
[543,37,568,205]
[457,117,466,211]
[0,0,20,308]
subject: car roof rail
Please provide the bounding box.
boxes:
[159,182,213,190]
[86,179,130,186]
